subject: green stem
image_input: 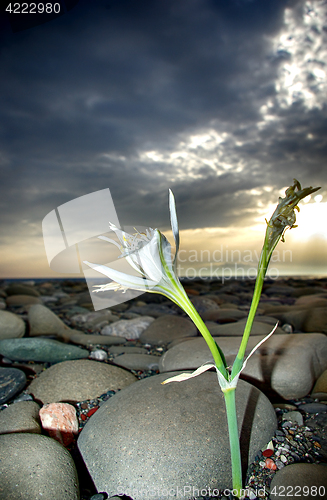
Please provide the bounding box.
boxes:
[223,388,242,497]
[158,283,228,379]
[157,234,228,379]
[231,220,285,379]
[179,297,228,378]
[231,229,269,379]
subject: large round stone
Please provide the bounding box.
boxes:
[27,359,137,404]
[78,372,277,499]
[270,463,327,499]
[0,433,79,499]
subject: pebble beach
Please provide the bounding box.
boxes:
[0,277,327,500]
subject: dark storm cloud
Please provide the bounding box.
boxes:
[0,0,326,277]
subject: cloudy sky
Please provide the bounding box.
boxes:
[0,0,326,280]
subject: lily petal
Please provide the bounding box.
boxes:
[83,260,158,291]
[98,232,147,275]
[169,189,180,269]
[107,223,132,246]
[127,230,167,283]
[161,363,215,384]
[98,235,121,250]
[240,323,278,373]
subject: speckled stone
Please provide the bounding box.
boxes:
[101,316,154,340]
[60,331,126,346]
[294,293,327,305]
[270,463,327,499]
[0,337,89,363]
[0,367,26,404]
[190,295,220,314]
[5,284,40,297]
[89,349,108,361]
[298,402,327,413]
[0,433,79,499]
[27,359,137,404]
[281,411,303,426]
[109,346,148,355]
[312,369,327,394]
[28,304,70,336]
[39,402,79,446]
[0,401,41,435]
[78,373,276,499]
[69,310,118,329]
[265,302,327,333]
[111,353,160,371]
[0,310,25,340]
[201,308,247,322]
[205,318,284,336]
[139,315,197,345]
[128,303,177,317]
[6,295,42,306]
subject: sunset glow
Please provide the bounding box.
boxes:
[0,1,326,279]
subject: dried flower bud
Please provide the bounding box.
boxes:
[266,178,320,255]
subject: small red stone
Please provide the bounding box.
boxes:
[81,413,87,421]
[87,406,99,417]
[265,458,277,470]
[262,449,274,457]
[39,402,79,447]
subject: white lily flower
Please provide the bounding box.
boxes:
[84,189,228,379]
[83,190,188,305]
